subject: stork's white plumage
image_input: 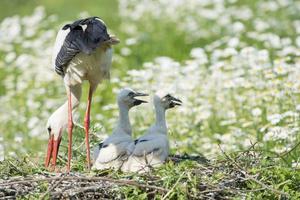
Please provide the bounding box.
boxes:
[45,17,119,172]
[121,93,182,173]
[92,88,148,170]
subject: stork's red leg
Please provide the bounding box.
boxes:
[45,135,54,167]
[67,91,73,172]
[84,86,93,170]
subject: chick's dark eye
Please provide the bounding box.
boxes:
[128,92,134,96]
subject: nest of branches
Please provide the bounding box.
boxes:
[0,147,290,199]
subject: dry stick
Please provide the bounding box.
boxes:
[246,148,289,164]
[91,175,167,193]
[40,174,66,200]
[0,176,169,193]
[199,188,227,194]
[199,186,265,195]
[162,172,185,200]
[280,141,300,157]
[74,141,85,151]
[218,145,288,197]
[51,186,116,198]
[74,123,102,139]
[62,185,107,196]
[235,141,258,160]
[1,196,17,200]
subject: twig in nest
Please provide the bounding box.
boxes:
[199,188,227,194]
[280,141,300,157]
[235,141,257,160]
[0,176,169,193]
[40,174,66,199]
[218,144,289,197]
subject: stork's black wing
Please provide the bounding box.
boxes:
[55,17,110,76]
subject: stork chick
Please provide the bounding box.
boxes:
[45,17,119,171]
[92,88,148,170]
[121,93,182,173]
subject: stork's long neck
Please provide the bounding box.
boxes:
[116,102,131,135]
[154,104,167,132]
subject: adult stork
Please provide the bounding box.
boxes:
[45,17,119,172]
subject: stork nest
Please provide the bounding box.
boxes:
[0,155,208,199]
[0,151,290,199]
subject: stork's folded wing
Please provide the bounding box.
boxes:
[54,17,110,76]
[132,138,165,157]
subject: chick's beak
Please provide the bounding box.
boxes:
[107,35,120,45]
[133,92,148,105]
[170,96,182,106]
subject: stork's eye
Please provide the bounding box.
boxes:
[128,92,134,96]
[47,127,51,133]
